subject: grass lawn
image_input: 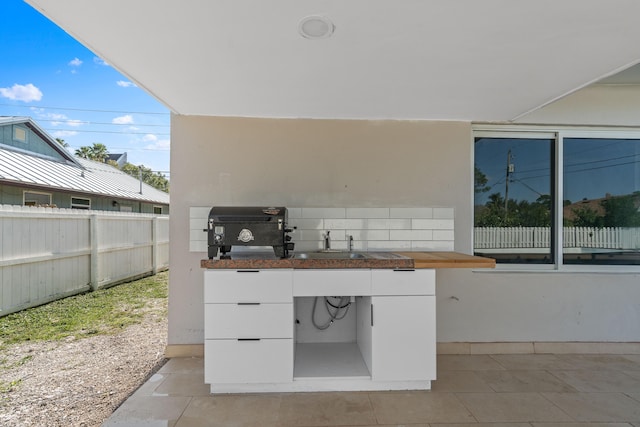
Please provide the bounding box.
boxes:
[0,271,168,349]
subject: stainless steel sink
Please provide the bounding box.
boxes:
[293,251,370,260]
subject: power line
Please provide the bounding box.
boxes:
[34,118,169,128]
[44,128,170,136]
[0,103,168,116]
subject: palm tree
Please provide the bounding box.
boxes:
[55,138,69,148]
[75,146,92,159]
[88,143,109,162]
[74,143,109,162]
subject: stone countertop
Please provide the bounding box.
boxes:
[200,251,495,269]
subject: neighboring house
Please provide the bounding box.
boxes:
[107,152,128,169]
[0,117,169,214]
[25,1,640,355]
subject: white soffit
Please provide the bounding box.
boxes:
[26,0,640,121]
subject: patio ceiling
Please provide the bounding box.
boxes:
[26,0,640,121]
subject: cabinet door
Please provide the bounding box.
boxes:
[205,339,293,384]
[204,269,293,303]
[371,295,435,381]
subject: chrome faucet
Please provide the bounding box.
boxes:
[347,234,354,252]
[323,230,331,250]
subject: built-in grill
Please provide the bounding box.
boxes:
[207,206,295,259]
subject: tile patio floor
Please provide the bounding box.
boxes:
[102,354,640,426]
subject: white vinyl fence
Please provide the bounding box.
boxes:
[475,226,640,249]
[0,205,169,317]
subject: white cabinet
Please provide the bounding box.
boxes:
[203,269,293,387]
[358,269,436,383]
[293,269,370,296]
[204,267,436,392]
[370,295,435,381]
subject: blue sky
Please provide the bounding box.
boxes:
[0,0,170,176]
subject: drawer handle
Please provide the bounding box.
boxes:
[237,338,261,341]
[236,270,260,273]
[393,269,415,272]
[237,302,261,306]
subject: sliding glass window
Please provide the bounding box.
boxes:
[474,130,640,267]
[474,136,554,264]
[563,138,640,265]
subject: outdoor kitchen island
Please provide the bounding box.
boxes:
[201,252,494,393]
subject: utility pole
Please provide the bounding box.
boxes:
[138,166,143,194]
[504,149,513,219]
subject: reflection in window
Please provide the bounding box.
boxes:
[563,138,640,265]
[24,191,52,206]
[474,137,554,264]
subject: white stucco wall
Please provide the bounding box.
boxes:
[169,94,640,346]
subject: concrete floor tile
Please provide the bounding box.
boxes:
[542,392,640,422]
[532,423,633,427]
[129,373,166,397]
[177,394,282,427]
[432,424,530,427]
[431,370,494,392]
[549,370,640,393]
[555,355,640,371]
[158,357,204,374]
[278,392,376,426]
[103,396,191,425]
[456,392,573,422]
[438,355,507,371]
[369,391,476,424]
[476,370,577,392]
[490,354,575,370]
[153,373,211,396]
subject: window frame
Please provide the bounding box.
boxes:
[13,125,28,143]
[70,196,91,210]
[23,190,52,207]
[473,124,640,273]
[153,206,163,214]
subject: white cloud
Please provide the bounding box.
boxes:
[93,56,109,66]
[145,138,170,151]
[52,130,78,138]
[66,119,84,127]
[112,114,134,124]
[0,83,43,102]
[69,57,83,67]
[142,133,158,142]
[116,80,136,88]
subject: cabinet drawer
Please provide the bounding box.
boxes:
[204,269,292,303]
[204,339,293,384]
[371,269,435,295]
[205,303,293,339]
[293,269,371,296]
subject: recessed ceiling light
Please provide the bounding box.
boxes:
[298,15,334,39]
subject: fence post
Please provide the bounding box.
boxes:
[90,214,99,291]
[152,217,158,275]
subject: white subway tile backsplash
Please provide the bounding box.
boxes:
[368,219,411,230]
[412,219,454,230]
[433,230,455,240]
[411,240,455,250]
[389,208,433,219]
[367,240,412,250]
[324,219,367,229]
[347,230,389,241]
[189,206,211,219]
[191,205,455,253]
[301,208,346,219]
[289,218,324,230]
[433,207,455,219]
[346,208,389,218]
[287,207,302,218]
[390,230,433,241]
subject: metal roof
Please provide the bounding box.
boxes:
[0,117,169,205]
[0,147,169,204]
